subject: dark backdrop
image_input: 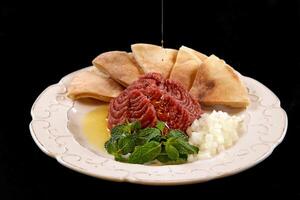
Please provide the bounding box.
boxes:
[1,0,300,198]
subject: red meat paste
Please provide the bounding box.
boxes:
[108,73,202,133]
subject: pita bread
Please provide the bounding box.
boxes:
[92,51,143,86]
[67,69,124,102]
[87,66,110,78]
[190,55,250,108]
[131,43,177,78]
[169,46,203,90]
[180,46,207,61]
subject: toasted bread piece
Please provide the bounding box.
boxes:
[180,46,207,61]
[131,43,177,78]
[190,55,250,108]
[67,69,124,102]
[92,51,143,87]
[169,46,203,90]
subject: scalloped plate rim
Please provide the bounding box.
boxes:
[29,67,288,185]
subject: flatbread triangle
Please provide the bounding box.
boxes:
[169,46,203,90]
[131,43,177,78]
[190,54,250,108]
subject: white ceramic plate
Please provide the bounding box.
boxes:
[29,67,287,185]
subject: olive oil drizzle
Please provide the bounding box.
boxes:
[161,0,164,48]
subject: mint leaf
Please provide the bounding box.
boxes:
[130,121,141,132]
[172,138,199,154]
[106,123,133,155]
[128,141,161,164]
[136,128,161,145]
[114,153,128,162]
[165,144,179,160]
[111,123,131,137]
[157,154,186,164]
[166,130,188,140]
[117,135,135,154]
[156,154,171,163]
[156,121,166,132]
[156,145,171,163]
[105,139,118,154]
[179,154,188,160]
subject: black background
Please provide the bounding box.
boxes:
[1,0,300,198]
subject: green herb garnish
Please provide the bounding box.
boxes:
[104,121,199,164]
[155,121,166,132]
[136,127,161,145]
[128,141,162,164]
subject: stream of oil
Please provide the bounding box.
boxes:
[161,0,164,47]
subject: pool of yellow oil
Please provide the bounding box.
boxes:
[82,104,110,152]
